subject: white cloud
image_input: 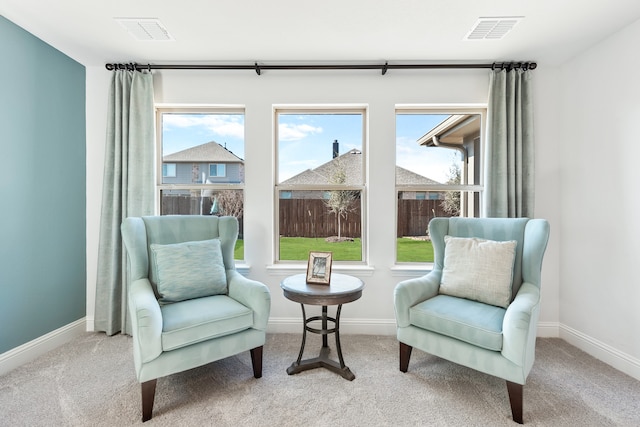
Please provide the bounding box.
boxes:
[396,138,460,183]
[278,123,323,141]
[163,114,244,139]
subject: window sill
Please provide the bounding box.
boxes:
[266,263,375,277]
[390,264,433,277]
[235,263,250,276]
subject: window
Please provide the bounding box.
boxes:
[157,107,245,259]
[275,107,366,263]
[209,163,226,178]
[162,163,176,177]
[395,108,485,263]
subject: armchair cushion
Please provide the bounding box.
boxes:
[160,295,253,351]
[439,236,517,308]
[150,238,227,303]
[410,294,506,351]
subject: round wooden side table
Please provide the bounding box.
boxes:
[280,273,364,381]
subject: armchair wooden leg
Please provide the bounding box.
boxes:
[141,379,157,422]
[506,381,523,424]
[250,346,263,378]
[399,342,412,373]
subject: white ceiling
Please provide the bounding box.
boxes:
[3,0,640,68]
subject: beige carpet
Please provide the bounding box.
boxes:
[1,333,639,426]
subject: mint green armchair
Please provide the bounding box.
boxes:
[121,215,271,422]
[394,217,549,424]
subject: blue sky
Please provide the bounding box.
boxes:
[162,113,246,158]
[277,113,362,181]
[161,112,460,183]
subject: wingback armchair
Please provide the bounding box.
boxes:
[394,217,549,424]
[121,215,271,422]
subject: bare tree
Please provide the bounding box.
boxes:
[441,162,461,216]
[215,190,244,218]
[324,160,358,239]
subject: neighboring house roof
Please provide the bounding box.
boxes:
[281,148,441,185]
[395,167,441,186]
[282,149,362,185]
[416,114,480,148]
[163,141,244,163]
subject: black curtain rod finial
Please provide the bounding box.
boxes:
[490,61,537,71]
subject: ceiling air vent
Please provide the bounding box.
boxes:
[115,18,174,41]
[464,16,523,41]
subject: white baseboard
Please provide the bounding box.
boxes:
[537,321,560,337]
[4,318,638,383]
[0,318,87,376]
[270,318,562,338]
[559,324,640,381]
[269,318,640,381]
[270,318,560,338]
[85,315,95,332]
[267,317,397,336]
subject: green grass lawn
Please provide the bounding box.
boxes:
[235,237,433,262]
[234,239,244,260]
[395,237,434,262]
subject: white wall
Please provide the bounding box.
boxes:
[86,68,562,336]
[531,67,563,334]
[558,18,640,377]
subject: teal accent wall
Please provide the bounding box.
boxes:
[0,16,86,354]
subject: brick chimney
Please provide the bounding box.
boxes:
[332,139,339,158]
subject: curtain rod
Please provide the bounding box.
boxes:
[104,61,536,75]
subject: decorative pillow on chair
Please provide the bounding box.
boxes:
[439,236,517,308]
[149,238,227,304]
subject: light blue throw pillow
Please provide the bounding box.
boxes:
[149,239,227,304]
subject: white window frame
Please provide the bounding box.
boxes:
[395,105,486,265]
[274,105,368,265]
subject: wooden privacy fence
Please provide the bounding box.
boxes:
[279,198,447,238]
[279,199,361,238]
[163,195,446,239]
[161,194,244,236]
[162,194,213,216]
[397,199,448,237]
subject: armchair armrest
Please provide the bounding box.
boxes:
[501,282,541,370]
[128,278,163,365]
[394,270,441,328]
[227,270,271,331]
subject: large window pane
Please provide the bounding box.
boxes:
[276,110,365,262]
[157,109,245,260]
[396,110,483,263]
[161,112,244,185]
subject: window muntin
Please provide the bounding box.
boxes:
[157,108,245,260]
[395,109,484,263]
[275,108,366,263]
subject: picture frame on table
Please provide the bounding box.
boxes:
[306,251,332,285]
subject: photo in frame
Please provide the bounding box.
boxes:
[306,251,333,285]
